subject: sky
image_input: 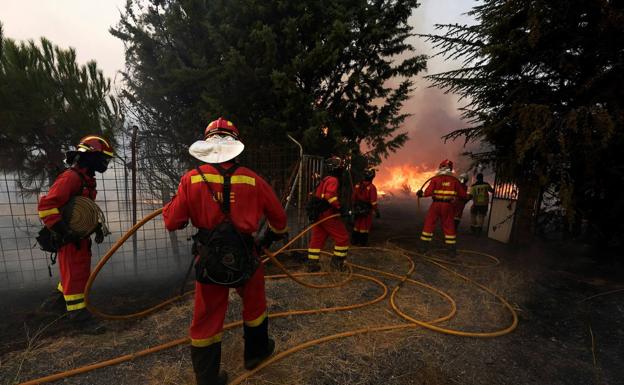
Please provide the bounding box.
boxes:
[0,0,478,172]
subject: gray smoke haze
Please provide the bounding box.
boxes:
[379,1,478,176]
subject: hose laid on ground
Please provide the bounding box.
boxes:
[19,210,518,385]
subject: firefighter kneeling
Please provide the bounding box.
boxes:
[163,118,288,385]
[417,159,467,257]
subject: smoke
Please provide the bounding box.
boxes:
[378,1,478,176]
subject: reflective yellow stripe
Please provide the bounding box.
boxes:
[445,240,456,244]
[190,174,255,186]
[420,236,432,242]
[38,208,60,218]
[192,333,223,347]
[422,232,433,236]
[269,223,288,234]
[244,311,267,327]
[444,235,456,239]
[327,197,338,204]
[433,190,457,195]
[57,282,63,293]
[64,293,85,301]
[81,135,111,147]
[334,246,349,251]
[334,251,348,257]
[66,302,86,311]
[307,254,320,260]
[308,248,321,253]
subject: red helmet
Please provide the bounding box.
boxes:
[363,167,376,180]
[204,117,240,140]
[76,135,114,157]
[439,159,453,170]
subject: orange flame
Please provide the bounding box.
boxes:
[376,164,437,194]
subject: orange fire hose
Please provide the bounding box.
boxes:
[19,209,518,385]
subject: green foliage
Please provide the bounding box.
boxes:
[425,1,624,247]
[111,0,426,173]
[0,23,122,190]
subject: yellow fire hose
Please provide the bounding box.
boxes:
[19,210,518,385]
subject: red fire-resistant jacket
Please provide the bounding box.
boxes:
[352,181,378,209]
[315,175,342,212]
[423,174,468,202]
[163,163,287,235]
[38,167,97,227]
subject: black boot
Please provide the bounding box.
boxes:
[454,219,460,232]
[39,290,65,313]
[447,244,457,259]
[351,231,360,246]
[191,343,228,385]
[305,258,321,273]
[330,255,347,272]
[477,227,483,237]
[361,233,369,246]
[244,317,275,370]
[68,308,106,334]
[417,241,429,255]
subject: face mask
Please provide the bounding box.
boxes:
[78,153,110,173]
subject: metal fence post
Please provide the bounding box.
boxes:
[131,126,139,275]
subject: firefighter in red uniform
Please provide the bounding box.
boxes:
[452,173,470,231]
[416,160,467,256]
[163,118,288,385]
[37,135,112,325]
[306,156,350,272]
[351,168,380,246]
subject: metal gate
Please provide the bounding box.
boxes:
[487,176,519,243]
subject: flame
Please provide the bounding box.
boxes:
[376,164,437,194]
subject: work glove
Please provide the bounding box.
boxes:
[258,229,287,250]
[416,190,424,198]
[94,224,105,244]
[339,206,352,218]
[51,221,81,246]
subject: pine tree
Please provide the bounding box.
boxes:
[0,23,122,190]
[111,0,426,177]
[424,1,624,248]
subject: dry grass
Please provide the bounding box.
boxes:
[0,242,609,385]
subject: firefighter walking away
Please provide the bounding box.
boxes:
[351,167,380,246]
[417,159,467,257]
[163,117,288,385]
[37,135,113,332]
[470,173,494,236]
[305,156,351,272]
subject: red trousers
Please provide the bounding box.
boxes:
[57,239,92,311]
[307,212,349,260]
[190,264,267,347]
[420,201,456,245]
[353,214,373,233]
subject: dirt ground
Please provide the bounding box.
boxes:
[1,198,622,385]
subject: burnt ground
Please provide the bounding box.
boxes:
[1,198,623,385]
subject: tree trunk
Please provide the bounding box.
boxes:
[511,175,541,245]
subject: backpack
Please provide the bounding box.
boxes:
[305,196,331,222]
[192,164,258,287]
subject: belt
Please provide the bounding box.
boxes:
[432,198,453,203]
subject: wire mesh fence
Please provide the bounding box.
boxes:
[0,134,309,290]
